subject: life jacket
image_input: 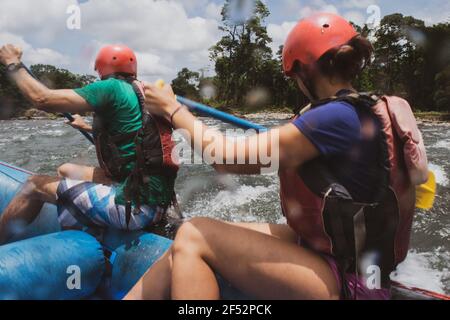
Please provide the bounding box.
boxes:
[92,76,179,212]
[279,93,428,297]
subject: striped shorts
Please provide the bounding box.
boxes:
[56,179,165,231]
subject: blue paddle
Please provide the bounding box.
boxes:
[154,80,267,132]
[22,65,95,144]
[176,96,267,132]
[60,112,95,144]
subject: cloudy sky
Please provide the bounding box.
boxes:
[0,0,448,82]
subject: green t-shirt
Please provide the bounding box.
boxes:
[74,78,174,207]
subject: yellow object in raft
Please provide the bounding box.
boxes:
[416,171,436,210]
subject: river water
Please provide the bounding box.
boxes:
[0,117,449,294]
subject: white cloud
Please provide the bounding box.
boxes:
[76,0,221,79]
[173,0,210,13]
[341,0,377,9]
[0,0,78,45]
[26,48,69,66]
[0,32,69,66]
[80,0,220,53]
[267,22,296,54]
[278,0,303,15]
[407,2,450,26]
[344,11,366,26]
[136,52,175,80]
[298,0,340,19]
[0,0,222,80]
[205,2,223,20]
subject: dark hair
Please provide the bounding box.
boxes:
[316,35,373,82]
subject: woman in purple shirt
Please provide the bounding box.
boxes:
[125,13,403,300]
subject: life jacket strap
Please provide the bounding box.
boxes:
[125,201,132,229]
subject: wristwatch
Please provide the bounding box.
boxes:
[6,62,25,73]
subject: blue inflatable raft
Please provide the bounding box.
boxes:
[0,161,172,300]
[0,161,447,300]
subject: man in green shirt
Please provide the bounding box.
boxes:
[0,44,177,244]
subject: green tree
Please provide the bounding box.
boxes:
[269,45,305,112]
[171,67,200,100]
[172,6,449,114]
[370,14,426,96]
[420,22,450,111]
[367,15,450,110]
[30,64,96,89]
[210,0,273,108]
[0,64,27,119]
[433,65,450,111]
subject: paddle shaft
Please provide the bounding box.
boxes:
[61,112,95,144]
[176,96,267,132]
[22,66,95,145]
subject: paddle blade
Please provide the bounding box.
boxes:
[155,79,165,89]
[416,171,436,210]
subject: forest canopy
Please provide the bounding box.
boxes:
[1,0,449,119]
[172,1,450,113]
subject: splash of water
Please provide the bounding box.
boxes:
[429,162,449,186]
[391,249,448,294]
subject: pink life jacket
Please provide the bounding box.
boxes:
[279,93,428,292]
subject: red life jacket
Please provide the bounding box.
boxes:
[93,77,179,210]
[279,93,428,291]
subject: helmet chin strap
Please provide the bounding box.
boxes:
[295,75,318,103]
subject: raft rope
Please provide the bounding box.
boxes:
[0,161,33,184]
[391,281,450,300]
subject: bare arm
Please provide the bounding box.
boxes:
[144,83,319,174]
[9,69,93,114]
[0,44,92,114]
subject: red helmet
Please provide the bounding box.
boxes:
[282,13,358,77]
[94,45,137,79]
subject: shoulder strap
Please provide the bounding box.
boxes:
[130,80,146,112]
[297,92,381,116]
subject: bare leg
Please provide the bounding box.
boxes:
[0,175,60,244]
[169,218,339,300]
[57,163,112,185]
[123,248,174,300]
[124,221,304,300]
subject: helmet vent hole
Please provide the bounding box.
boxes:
[323,24,330,28]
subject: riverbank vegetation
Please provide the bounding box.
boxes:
[1,0,449,120]
[172,1,450,115]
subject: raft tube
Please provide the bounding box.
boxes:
[0,161,60,241]
[0,161,448,300]
[0,231,105,300]
[0,161,174,299]
[101,229,172,299]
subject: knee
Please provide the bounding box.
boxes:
[21,175,44,196]
[172,217,215,255]
[22,175,59,200]
[57,163,74,178]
